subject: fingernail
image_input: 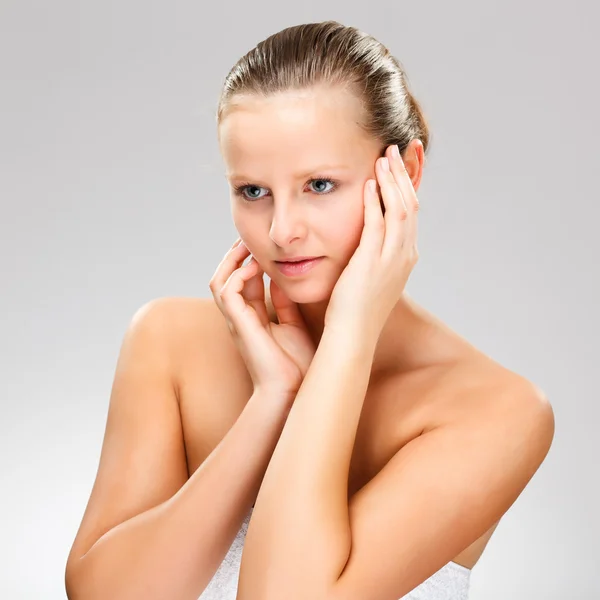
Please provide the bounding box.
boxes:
[381,157,390,172]
[392,144,400,158]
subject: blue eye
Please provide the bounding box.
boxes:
[233,177,339,203]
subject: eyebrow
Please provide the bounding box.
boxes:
[226,165,352,181]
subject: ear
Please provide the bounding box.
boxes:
[402,139,424,193]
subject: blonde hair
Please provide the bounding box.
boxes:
[216,20,430,159]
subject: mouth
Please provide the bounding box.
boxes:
[275,256,322,263]
[274,256,325,276]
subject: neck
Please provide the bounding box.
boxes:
[297,299,329,348]
[267,288,449,374]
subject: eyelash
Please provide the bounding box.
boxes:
[232,177,339,203]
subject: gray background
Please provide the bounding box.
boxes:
[1,1,598,598]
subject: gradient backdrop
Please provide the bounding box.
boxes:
[1,1,598,598]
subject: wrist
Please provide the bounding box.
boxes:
[251,386,297,410]
[322,321,380,356]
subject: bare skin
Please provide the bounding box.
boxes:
[66,91,553,598]
[171,287,535,572]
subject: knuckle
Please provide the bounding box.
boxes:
[216,280,227,297]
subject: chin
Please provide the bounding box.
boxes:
[270,277,332,304]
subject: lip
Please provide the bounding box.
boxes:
[275,256,320,263]
[274,256,324,276]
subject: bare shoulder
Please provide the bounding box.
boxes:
[140,295,238,361]
[150,297,255,471]
[138,295,222,341]
[140,295,252,390]
[155,295,249,371]
[409,356,554,569]
[425,355,555,460]
[130,296,214,348]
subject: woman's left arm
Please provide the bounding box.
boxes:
[238,325,378,596]
[237,324,554,600]
[237,148,555,598]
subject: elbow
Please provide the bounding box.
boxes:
[65,554,103,600]
[65,556,84,600]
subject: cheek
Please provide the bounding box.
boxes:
[328,209,365,259]
[231,214,268,265]
[231,207,244,233]
[232,210,258,242]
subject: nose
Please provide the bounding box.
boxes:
[268,197,307,247]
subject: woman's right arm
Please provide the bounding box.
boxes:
[64,298,292,600]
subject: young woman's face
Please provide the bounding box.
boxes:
[218,86,383,303]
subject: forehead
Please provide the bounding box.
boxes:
[219,88,377,176]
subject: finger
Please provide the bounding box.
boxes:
[387,146,419,253]
[220,264,289,374]
[376,156,407,259]
[240,257,270,327]
[361,178,385,255]
[220,260,266,339]
[209,240,251,310]
[212,239,250,289]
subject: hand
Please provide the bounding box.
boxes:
[209,239,317,400]
[324,144,420,341]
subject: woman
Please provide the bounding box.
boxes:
[65,21,555,600]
